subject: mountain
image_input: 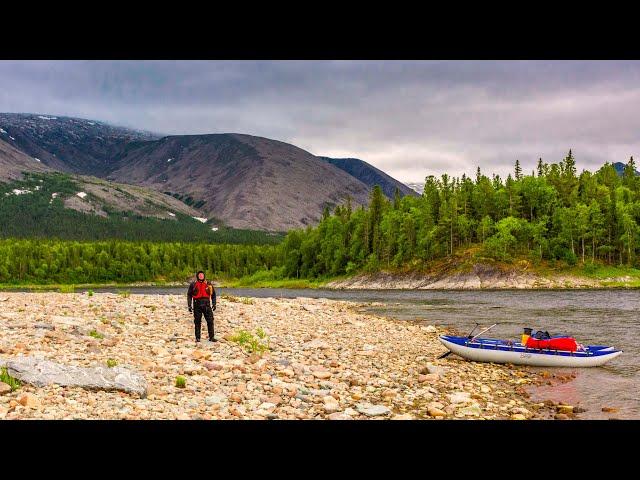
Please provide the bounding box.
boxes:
[1,113,407,231]
[0,137,52,180]
[0,171,282,244]
[406,182,424,195]
[0,113,158,176]
[612,162,640,176]
[319,157,418,199]
[107,134,372,231]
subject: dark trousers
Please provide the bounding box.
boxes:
[193,300,214,341]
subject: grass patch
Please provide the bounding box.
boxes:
[89,330,104,339]
[229,329,270,353]
[117,289,131,298]
[175,376,186,388]
[87,289,94,297]
[220,294,254,304]
[1,367,21,391]
[224,277,327,289]
[106,359,118,368]
[58,284,75,293]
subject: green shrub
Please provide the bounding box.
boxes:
[106,359,118,368]
[175,376,186,388]
[87,289,94,297]
[0,367,21,391]
[229,329,269,353]
[89,330,104,339]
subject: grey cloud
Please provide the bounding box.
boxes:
[1,60,639,183]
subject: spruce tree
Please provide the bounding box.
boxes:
[514,159,523,180]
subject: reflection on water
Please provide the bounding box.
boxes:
[13,286,638,419]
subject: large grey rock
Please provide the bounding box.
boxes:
[5,356,147,397]
[356,403,391,417]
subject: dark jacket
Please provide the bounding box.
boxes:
[187,280,216,309]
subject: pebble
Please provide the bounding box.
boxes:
[327,412,352,420]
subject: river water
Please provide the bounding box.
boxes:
[8,286,639,419]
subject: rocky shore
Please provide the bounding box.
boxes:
[0,292,565,420]
[325,263,629,289]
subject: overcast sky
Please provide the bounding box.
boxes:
[1,60,639,183]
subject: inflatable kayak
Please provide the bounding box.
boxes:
[439,334,622,367]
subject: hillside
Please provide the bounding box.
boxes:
[319,157,418,199]
[0,113,158,176]
[1,113,406,231]
[107,134,372,231]
[0,172,282,244]
[0,137,52,180]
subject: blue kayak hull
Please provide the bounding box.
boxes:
[439,335,622,367]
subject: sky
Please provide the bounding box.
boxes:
[1,60,639,184]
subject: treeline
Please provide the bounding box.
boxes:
[280,153,640,278]
[0,239,280,284]
[0,173,282,245]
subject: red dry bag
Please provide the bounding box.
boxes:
[525,337,578,351]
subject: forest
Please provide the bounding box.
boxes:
[279,153,640,279]
[1,153,639,285]
[0,239,280,284]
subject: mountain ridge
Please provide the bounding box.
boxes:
[1,112,415,231]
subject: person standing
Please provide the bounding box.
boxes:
[187,270,217,343]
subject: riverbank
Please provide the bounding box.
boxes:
[325,262,640,290]
[0,292,562,420]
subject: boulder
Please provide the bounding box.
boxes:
[458,403,482,417]
[425,362,447,376]
[448,391,471,404]
[5,356,147,397]
[356,403,391,417]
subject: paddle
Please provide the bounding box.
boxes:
[469,323,497,342]
[437,322,481,359]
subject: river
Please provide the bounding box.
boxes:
[8,286,639,419]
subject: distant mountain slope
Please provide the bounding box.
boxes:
[1,113,410,231]
[0,172,282,244]
[107,134,372,231]
[613,162,640,176]
[319,157,418,199]
[0,113,158,176]
[0,137,52,181]
[406,182,424,195]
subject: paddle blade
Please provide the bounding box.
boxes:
[437,351,452,359]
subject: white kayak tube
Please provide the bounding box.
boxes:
[439,335,622,368]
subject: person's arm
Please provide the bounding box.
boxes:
[187,282,194,311]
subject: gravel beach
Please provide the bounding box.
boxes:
[0,292,560,420]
